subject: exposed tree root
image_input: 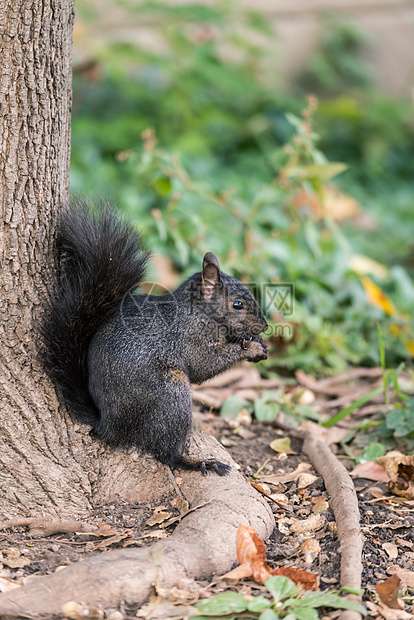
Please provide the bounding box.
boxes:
[0,433,274,618]
[301,431,364,620]
[0,518,98,537]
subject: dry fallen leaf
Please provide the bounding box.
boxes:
[297,473,318,489]
[382,543,399,559]
[387,565,414,588]
[94,531,132,550]
[292,186,361,221]
[222,523,317,589]
[289,513,326,534]
[170,497,189,515]
[272,566,318,589]
[313,500,329,513]
[377,451,414,499]
[0,550,30,569]
[146,511,172,526]
[61,601,106,620]
[376,575,403,610]
[259,462,312,485]
[366,600,412,620]
[350,461,390,483]
[269,437,291,453]
[301,538,320,564]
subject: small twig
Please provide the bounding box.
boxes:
[296,367,382,395]
[166,466,186,500]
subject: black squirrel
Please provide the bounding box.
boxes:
[40,198,268,475]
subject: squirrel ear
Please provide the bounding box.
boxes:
[202,252,220,300]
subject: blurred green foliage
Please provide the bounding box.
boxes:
[71,0,414,376]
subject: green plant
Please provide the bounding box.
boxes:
[346,327,414,457]
[98,104,413,374]
[193,576,366,619]
[71,0,414,375]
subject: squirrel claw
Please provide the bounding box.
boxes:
[200,459,231,476]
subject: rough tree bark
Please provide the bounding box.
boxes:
[0,1,274,615]
[0,0,92,515]
[0,0,193,518]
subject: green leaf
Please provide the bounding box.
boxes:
[301,162,348,181]
[298,591,367,615]
[197,592,247,615]
[254,393,281,422]
[258,608,280,620]
[291,608,319,620]
[269,437,291,453]
[247,596,272,612]
[386,405,414,437]
[341,586,364,596]
[220,395,250,419]
[265,576,298,602]
[357,443,385,464]
[192,616,236,620]
[322,387,383,427]
[154,176,172,196]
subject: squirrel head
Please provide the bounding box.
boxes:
[198,252,268,341]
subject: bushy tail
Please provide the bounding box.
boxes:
[40,197,150,425]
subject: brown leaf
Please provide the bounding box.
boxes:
[350,461,390,483]
[382,543,398,559]
[297,473,318,489]
[94,531,132,550]
[271,566,318,590]
[146,511,172,526]
[0,550,30,569]
[387,566,414,588]
[289,513,326,534]
[222,524,273,584]
[61,601,105,619]
[236,523,266,564]
[90,523,119,537]
[376,575,403,610]
[259,462,312,485]
[313,500,329,513]
[170,497,189,515]
[222,562,257,581]
[222,524,317,590]
[377,451,414,499]
[301,538,320,564]
[366,601,412,620]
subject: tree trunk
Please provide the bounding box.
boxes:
[0,0,98,516]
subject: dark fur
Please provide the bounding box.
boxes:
[40,199,268,475]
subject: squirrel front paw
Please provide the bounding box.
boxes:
[241,335,268,362]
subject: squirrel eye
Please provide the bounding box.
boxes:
[233,300,244,310]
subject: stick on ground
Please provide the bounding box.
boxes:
[302,431,364,620]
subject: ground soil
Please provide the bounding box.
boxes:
[0,378,413,618]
